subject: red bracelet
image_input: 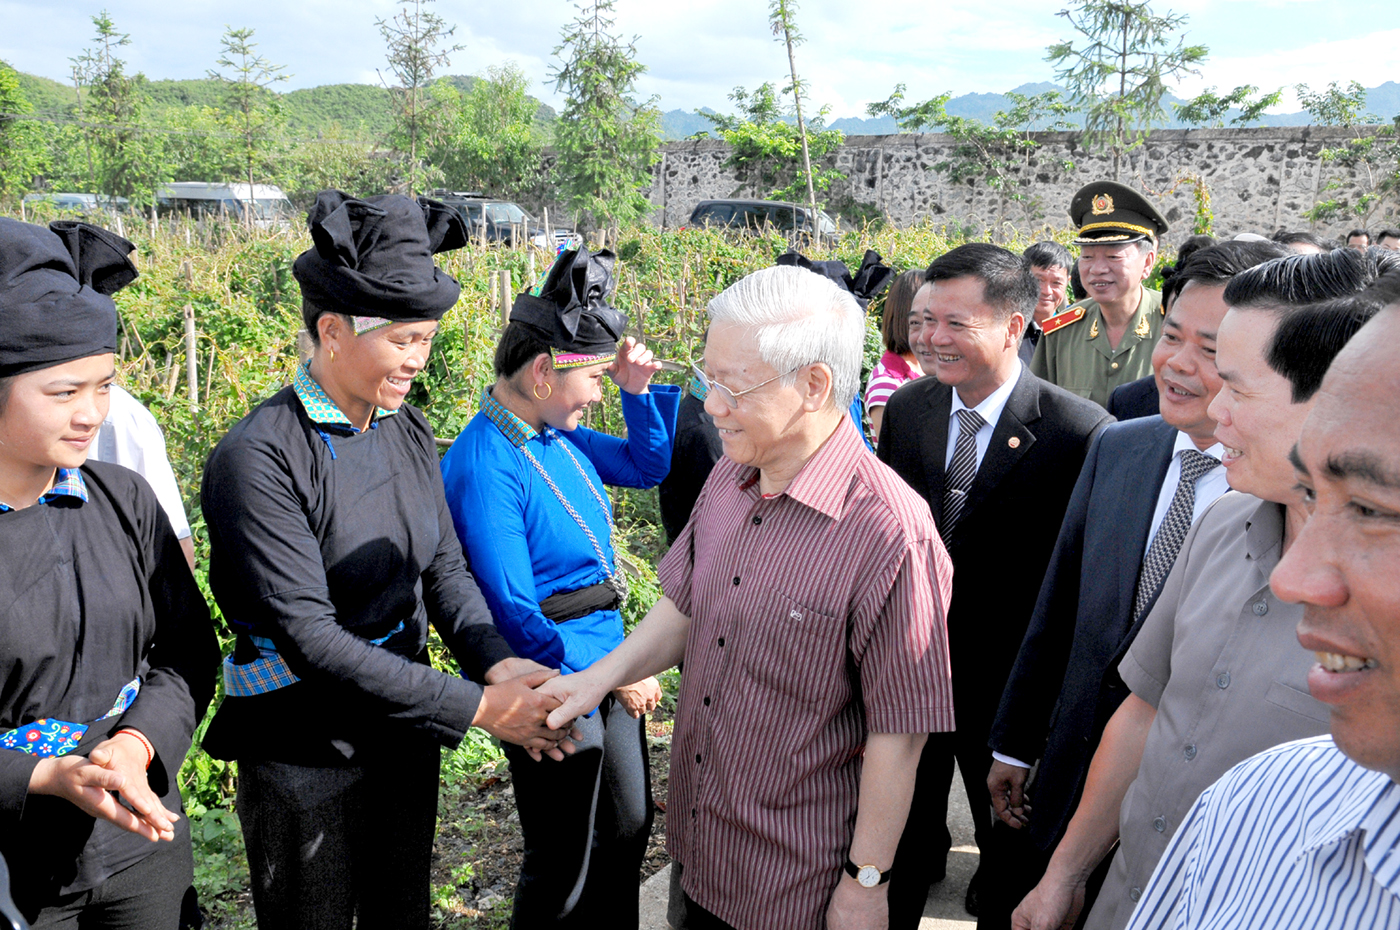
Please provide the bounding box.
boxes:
[114,729,154,770]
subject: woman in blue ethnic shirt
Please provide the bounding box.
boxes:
[0,218,219,928]
[441,246,679,929]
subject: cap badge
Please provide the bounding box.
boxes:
[1091,193,1114,215]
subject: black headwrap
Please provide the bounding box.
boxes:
[0,218,134,378]
[292,190,468,320]
[776,249,895,309]
[509,247,630,365]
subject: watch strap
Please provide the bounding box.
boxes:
[843,858,892,885]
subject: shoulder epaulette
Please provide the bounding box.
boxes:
[1041,305,1087,336]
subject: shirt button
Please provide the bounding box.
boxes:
[1152,816,1166,833]
[695,754,702,764]
[1253,601,1269,616]
[752,515,763,526]
[703,696,711,706]
[691,808,697,818]
[1130,887,1142,902]
[1217,671,1231,689]
[732,576,741,586]
[1184,743,1197,761]
[717,637,725,647]
[1111,362,1120,370]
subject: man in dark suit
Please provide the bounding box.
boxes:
[980,240,1289,930]
[877,244,1112,928]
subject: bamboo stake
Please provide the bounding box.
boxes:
[204,343,217,400]
[498,270,512,328]
[184,304,198,407]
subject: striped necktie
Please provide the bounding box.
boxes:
[1131,449,1221,621]
[942,407,986,535]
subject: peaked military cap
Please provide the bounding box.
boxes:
[1069,180,1169,246]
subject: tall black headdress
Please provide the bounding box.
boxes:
[509,247,629,367]
[0,218,136,378]
[776,249,895,309]
[292,190,468,331]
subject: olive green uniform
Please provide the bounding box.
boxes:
[1030,287,1163,408]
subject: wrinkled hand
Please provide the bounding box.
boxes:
[28,734,178,842]
[607,337,661,395]
[1011,871,1086,930]
[825,875,888,930]
[989,759,1031,828]
[484,656,556,686]
[612,676,662,718]
[474,668,576,760]
[537,669,612,733]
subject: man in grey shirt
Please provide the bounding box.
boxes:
[1012,248,1399,930]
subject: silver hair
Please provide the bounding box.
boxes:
[706,265,864,410]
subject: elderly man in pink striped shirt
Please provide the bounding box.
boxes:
[542,265,956,930]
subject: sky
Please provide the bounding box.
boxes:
[4,0,1398,118]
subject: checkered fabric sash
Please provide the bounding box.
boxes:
[0,678,141,757]
[222,621,406,697]
[941,408,986,536]
[1131,449,1221,621]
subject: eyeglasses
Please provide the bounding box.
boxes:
[693,364,805,410]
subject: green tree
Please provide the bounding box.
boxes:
[1047,0,1208,179]
[769,0,819,236]
[70,11,166,205]
[377,0,461,195]
[551,0,661,232]
[702,83,844,207]
[279,128,399,205]
[210,26,289,205]
[0,61,46,204]
[1174,84,1282,128]
[429,64,545,199]
[1296,81,1396,227]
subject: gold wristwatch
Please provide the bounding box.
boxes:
[843,858,892,888]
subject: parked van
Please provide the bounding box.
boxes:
[156,182,295,229]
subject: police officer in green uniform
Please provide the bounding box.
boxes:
[1030,180,1169,408]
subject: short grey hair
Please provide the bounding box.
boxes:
[707,265,864,411]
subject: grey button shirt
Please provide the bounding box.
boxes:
[1082,491,1331,930]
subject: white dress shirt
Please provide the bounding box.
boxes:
[90,384,193,539]
[944,360,1023,471]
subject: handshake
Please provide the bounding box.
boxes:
[475,657,662,761]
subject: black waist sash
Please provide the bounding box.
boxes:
[539,581,622,622]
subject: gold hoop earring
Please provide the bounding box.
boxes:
[532,382,552,401]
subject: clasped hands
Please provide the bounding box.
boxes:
[479,658,660,762]
[28,729,178,842]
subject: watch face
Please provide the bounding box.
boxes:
[857,865,881,888]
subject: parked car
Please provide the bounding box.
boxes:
[21,192,129,215]
[427,190,575,250]
[683,198,838,244]
[155,182,295,229]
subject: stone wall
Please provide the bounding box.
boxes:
[624,126,1391,246]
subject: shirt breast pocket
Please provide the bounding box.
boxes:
[736,588,846,706]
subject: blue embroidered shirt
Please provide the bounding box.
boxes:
[441,385,680,674]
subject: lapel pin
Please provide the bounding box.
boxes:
[1008,437,1021,449]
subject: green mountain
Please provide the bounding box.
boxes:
[11,69,555,140]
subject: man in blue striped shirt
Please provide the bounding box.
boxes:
[1126,287,1400,929]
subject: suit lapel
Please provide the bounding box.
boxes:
[959,371,1038,525]
[921,385,953,527]
[1112,419,1180,622]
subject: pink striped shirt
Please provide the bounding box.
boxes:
[864,350,921,414]
[658,417,955,929]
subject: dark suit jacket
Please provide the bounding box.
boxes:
[659,392,724,543]
[878,368,1112,743]
[1107,375,1159,421]
[988,415,1178,851]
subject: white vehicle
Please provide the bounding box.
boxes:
[156,182,295,229]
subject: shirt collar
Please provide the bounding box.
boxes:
[736,415,867,520]
[1172,430,1226,464]
[1243,497,1286,568]
[950,358,1022,427]
[1297,755,1400,897]
[293,361,396,432]
[481,387,541,448]
[0,468,88,513]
